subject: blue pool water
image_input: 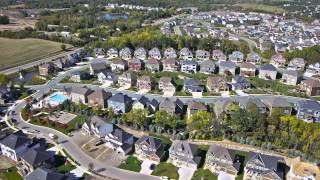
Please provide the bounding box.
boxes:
[50,94,67,103]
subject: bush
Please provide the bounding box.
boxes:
[0,15,9,25]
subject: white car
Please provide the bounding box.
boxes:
[48,133,57,139]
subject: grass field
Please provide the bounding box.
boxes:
[0,38,69,70]
[233,3,286,14]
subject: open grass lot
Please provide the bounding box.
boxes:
[151,162,179,179]
[233,3,286,14]
[118,155,141,172]
[0,38,68,70]
[192,168,217,180]
[0,167,23,180]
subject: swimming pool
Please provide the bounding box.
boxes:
[49,94,67,103]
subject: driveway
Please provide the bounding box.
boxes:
[140,159,155,175]
[178,167,196,180]
[218,172,235,180]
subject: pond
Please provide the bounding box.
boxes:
[101,13,128,21]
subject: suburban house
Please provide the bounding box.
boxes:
[179,47,193,60]
[105,128,135,155]
[149,47,162,60]
[219,61,237,76]
[135,136,165,163]
[281,70,299,85]
[128,58,142,71]
[204,145,240,177]
[181,60,198,73]
[39,63,54,76]
[305,62,320,77]
[200,60,215,74]
[262,97,292,115]
[132,96,150,110]
[295,100,320,123]
[297,79,320,96]
[231,76,251,91]
[0,131,32,161]
[159,98,184,116]
[107,48,118,59]
[159,77,176,95]
[169,141,201,169]
[111,59,127,72]
[107,93,133,113]
[207,76,229,93]
[94,48,106,58]
[270,54,286,68]
[118,73,135,88]
[119,47,132,60]
[259,64,277,80]
[97,71,118,87]
[82,116,113,138]
[246,52,261,64]
[0,86,17,105]
[212,50,226,61]
[69,87,92,104]
[187,101,207,118]
[196,50,210,61]
[287,157,320,180]
[25,167,66,180]
[145,58,161,72]
[137,75,153,92]
[89,61,106,75]
[229,51,244,63]
[134,47,147,60]
[163,58,179,72]
[17,148,52,176]
[239,97,267,113]
[240,63,256,77]
[164,47,177,59]
[244,152,284,180]
[87,88,112,109]
[184,79,204,93]
[70,71,90,83]
[288,58,305,71]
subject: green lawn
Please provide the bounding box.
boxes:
[233,3,286,14]
[56,163,76,173]
[0,167,23,180]
[66,115,87,132]
[149,133,172,145]
[151,162,179,179]
[118,155,141,172]
[192,168,217,180]
[0,38,70,70]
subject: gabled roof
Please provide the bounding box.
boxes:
[21,149,51,167]
[295,100,320,111]
[108,93,132,104]
[219,61,236,68]
[110,128,133,144]
[259,64,277,71]
[184,79,201,86]
[159,98,176,109]
[240,62,256,69]
[136,136,163,150]
[282,70,299,77]
[234,76,251,84]
[170,141,198,156]
[263,97,291,108]
[247,152,283,173]
[207,145,236,162]
[71,87,92,95]
[25,167,65,180]
[181,60,197,65]
[0,130,31,150]
[188,101,207,111]
[87,88,111,100]
[90,61,106,71]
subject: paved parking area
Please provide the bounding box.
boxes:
[140,159,155,175]
[218,172,235,180]
[178,167,196,180]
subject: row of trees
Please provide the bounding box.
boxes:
[284,45,320,66]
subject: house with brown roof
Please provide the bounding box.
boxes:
[164,47,177,59]
[128,58,142,71]
[149,47,161,60]
[111,59,127,72]
[212,50,226,61]
[196,50,210,61]
[69,87,93,104]
[135,136,165,163]
[287,157,320,180]
[259,64,277,80]
[298,79,320,96]
[187,101,207,118]
[207,76,229,93]
[39,63,54,76]
[87,89,112,109]
[163,58,179,72]
[137,75,153,92]
[145,58,161,72]
[200,60,215,74]
[179,47,193,60]
[246,52,261,64]
[134,47,147,61]
[219,61,237,76]
[240,63,256,77]
[118,73,135,88]
[159,77,176,95]
[270,54,286,68]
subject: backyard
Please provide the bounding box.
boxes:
[0,38,70,70]
[151,162,179,179]
[118,155,141,172]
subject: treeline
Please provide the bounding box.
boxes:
[284,45,320,65]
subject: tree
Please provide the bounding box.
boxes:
[0,74,9,85]
[187,111,214,135]
[153,110,179,130]
[61,44,66,51]
[0,15,9,25]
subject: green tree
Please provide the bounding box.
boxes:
[61,44,66,51]
[0,15,9,25]
[0,74,10,85]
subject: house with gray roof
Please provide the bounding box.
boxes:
[134,47,147,60]
[184,79,204,93]
[89,61,107,75]
[149,47,161,60]
[244,152,284,180]
[82,116,113,138]
[295,100,320,123]
[25,167,66,180]
[262,97,292,115]
[94,48,106,58]
[231,76,251,91]
[200,60,215,74]
[246,52,261,64]
[159,98,184,116]
[288,58,305,71]
[181,60,198,73]
[106,48,118,59]
[70,71,90,83]
[179,47,193,60]
[281,70,299,85]
[212,50,226,61]
[0,131,32,161]
[169,141,201,169]
[229,51,244,63]
[219,61,237,76]
[69,87,93,104]
[119,47,132,60]
[159,77,176,95]
[240,63,256,77]
[17,148,52,176]
[111,59,127,72]
[196,50,210,61]
[163,58,179,72]
[97,71,118,87]
[204,145,240,176]
[107,93,133,113]
[259,64,277,80]
[105,128,135,155]
[135,136,165,163]
[164,47,177,59]
[145,58,161,72]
